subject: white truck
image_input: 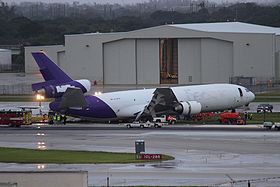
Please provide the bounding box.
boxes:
[153,115,176,124]
[125,121,163,128]
[263,121,280,130]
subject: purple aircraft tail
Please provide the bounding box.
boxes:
[31,52,73,91]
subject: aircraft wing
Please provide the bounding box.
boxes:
[135,88,178,121]
[59,87,87,110]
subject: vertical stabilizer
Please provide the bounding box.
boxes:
[31,51,73,91]
[32,52,72,82]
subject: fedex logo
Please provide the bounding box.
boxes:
[56,85,76,93]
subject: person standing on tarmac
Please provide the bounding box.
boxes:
[53,114,57,124]
[62,115,66,125]
[57,115,61,123]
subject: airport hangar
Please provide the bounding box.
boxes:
[25,22,280,90]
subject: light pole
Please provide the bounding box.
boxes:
[36,94,45,115]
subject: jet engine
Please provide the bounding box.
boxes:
[173,101,202,115]
[35,79,91,98]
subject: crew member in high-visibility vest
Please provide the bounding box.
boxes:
[57,115,61,122]
[53,114,57,123]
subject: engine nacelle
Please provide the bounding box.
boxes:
[174,101,202,115]
[35,79,91,98]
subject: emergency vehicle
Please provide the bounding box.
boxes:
[0,110,32,127]
[219,112,245,125]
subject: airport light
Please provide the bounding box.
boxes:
[36,94,45,101]
[94,91,102,96]
[37,164,46,169]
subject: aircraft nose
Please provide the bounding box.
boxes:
[249,91,255,102]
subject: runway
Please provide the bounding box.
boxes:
[0,123,280,186]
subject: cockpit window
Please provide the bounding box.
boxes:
[238,88,243,97]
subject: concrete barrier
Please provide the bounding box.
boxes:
[0,171,88,187]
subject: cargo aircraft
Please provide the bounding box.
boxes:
[31,52,255,121]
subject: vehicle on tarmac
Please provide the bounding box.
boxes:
[257,104,273,113]
[32,113,49,123]
[153,115,176,124]
[191,112,215,121]
[18,106,49,123]
[263,121,280,130]
[274,122,280,130]
[126,121,162,128]
[219,112,246,125]
[31,52,255,123]
[0,110,32,127]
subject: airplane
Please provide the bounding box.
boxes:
[31,51,255,122]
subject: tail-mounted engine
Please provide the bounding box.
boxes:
[34,79,91,98]
[173,101,202,115]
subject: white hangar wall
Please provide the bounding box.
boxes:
[64,34,104,81]
[64,33,123,82]
[228,33,274,79]
[25,45,64,74]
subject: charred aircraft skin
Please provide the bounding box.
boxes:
[31,52,255,121]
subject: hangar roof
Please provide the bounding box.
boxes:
[170,22,280,35]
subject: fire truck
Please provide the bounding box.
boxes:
[219,112,245,125]
[0,110,32,127]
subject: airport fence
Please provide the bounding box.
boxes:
[246,83,280,93]
[214,176,280,187]
[229,76,280,93]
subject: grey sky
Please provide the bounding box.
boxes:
[7,0,276,5]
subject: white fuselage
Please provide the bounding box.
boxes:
[95,84,255,119]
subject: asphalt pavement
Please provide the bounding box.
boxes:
[0,123,279,186]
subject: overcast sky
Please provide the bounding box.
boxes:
[7,0,276,5]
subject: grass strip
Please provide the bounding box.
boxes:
[255,91,280,96]
[177,112,280,125]
[254,98,280,102]
[245,112,280,123]
[0,147,174,164]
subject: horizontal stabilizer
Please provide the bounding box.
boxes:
[32,80,56,91]
[59,88,87,110]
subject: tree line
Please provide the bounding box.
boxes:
[0,2,280,46]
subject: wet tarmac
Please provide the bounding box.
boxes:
[0,124,280,186]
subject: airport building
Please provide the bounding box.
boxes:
[25,22,280,87]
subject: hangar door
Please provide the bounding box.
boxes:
[178,39,201,84]
[201,38,233,83]
[103,39,136,84]
[136,39,160,84]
